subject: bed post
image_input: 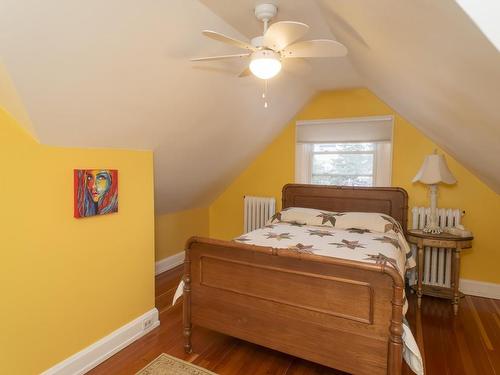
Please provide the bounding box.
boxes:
[183,247,192,353]
[387,269,404,375]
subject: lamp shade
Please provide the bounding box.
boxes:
[413,154,457,185]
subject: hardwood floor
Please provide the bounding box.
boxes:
[89,266,500,375]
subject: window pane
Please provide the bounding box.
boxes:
[311,175,373,187]
[312,153,374,175]
[313,143,375,152]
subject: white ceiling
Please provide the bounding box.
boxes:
[0,0,498,213]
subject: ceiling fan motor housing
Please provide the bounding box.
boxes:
[251,36,264,48]
[254,3,277,22]
[251,49,280,61]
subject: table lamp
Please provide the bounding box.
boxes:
[413,151,457,234]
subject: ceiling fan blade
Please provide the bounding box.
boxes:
[202,30,257,51]
[263,21,310,51]
[282,39,347,58]
[190,53,251,62]
[238,67,252,77]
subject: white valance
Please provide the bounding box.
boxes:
[296,116,393,143]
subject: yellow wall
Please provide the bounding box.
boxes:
[156,207,209,260]
[209,117,295,240]
[209,89,500,284]
[0,109,155,374]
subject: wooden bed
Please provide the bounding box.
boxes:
[183,184,409,375]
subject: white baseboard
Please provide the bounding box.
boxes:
[155,251,184,275]
[460,279,500,299]
[41,308,160,375]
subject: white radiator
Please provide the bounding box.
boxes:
[411,207,463,288]
[244,196,276,233]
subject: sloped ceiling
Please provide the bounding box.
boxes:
[0,1,498,215]
[317,0,500,193]
[0,0,360,213]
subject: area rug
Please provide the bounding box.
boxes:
[135,353,217,375]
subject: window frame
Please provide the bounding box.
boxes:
[310,142,378,187]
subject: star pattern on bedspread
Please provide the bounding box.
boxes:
[317,212,346,226]
[381,215,401,233]
[287,243,314,254]
[363,253,399,270]
[269,211,282,223]
[265,232,293,241]
[373,236,401,249]
[288,221,305,227]
[329,239,366,250]
[347,228,372,234]
[307,229,334,237]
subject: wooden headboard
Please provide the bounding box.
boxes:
[282,184,409,232]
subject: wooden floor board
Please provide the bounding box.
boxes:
[472,296,500,373]
[462,296,496,375]
[88,268,500,375]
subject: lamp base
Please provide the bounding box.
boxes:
[423,184,442,234]
[423,225,443,234]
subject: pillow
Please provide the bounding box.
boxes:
[334,212,403,234]
[268,207,342,227]
[279,207,326,226]
[270,207,403,234]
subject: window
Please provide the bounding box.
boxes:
[311,143,376,187]
[295,116,393,187]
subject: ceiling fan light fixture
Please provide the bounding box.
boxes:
[249,50,282,79]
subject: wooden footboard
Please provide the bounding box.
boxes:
[183,237,404,375]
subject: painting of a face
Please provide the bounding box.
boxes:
[86,170,111,203]
[74,169,118,218]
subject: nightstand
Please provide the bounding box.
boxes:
[406,229,473,315]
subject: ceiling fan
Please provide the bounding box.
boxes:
[191,3,347,80]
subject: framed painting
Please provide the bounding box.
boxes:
[74,169,118,218]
